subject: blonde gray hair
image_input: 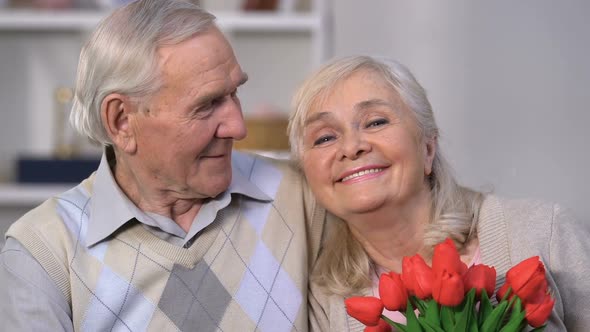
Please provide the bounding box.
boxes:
[70,0,215,145]
[288,55,484,295]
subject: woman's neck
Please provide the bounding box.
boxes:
[346,189,433,273]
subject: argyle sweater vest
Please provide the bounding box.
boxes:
[7,154,325,332]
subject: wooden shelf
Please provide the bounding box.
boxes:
[0,9,320,32]
[0,183,73,206]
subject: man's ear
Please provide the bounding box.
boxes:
[101,93,137,154]
[424,136,437,176]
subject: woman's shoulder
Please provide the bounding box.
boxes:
[309,279,369,332]
[478,194,584,265]
[480,194,559,230]
[477,195,555,267]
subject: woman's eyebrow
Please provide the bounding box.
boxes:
[354,98,394,111]
[304,111,334,126]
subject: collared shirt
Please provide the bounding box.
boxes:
[0,149,272,330]
[88,149,271,248]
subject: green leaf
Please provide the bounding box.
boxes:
[496,297,526,332]
[480,301,509,332]
[440,306,455,332]
[506,297,524,324]
[498,311,525,332]
[412,296,428,315]
[499,287,512,302]
[382,315,409,332]
[406,298,424,332]
[417,318,446,332]
[454,289,476,332]
[469,314,479,332]
[499,297,518,328]
[478,290,494,328]
[423,299,441,328]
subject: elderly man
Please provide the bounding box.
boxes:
[0,1,325,331]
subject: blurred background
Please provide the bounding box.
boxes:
[0,0,589,241]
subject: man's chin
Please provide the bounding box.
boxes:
[192,172,232,198]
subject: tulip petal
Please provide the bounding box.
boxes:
[402,255,434,299]
[379,272,408,311]
[432,238,468,276]
[433,270,465,306]
[463,264,496,298]
[364,318,393,332]
[525,294,555,328]
[345,296,384,327]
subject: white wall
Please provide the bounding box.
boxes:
[332,0,590,221]
[1,1,588,224]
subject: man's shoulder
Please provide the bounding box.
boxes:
[232,150,303,182]
[7,175,96,241]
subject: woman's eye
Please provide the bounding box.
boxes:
[313,135,335,146]
[366,118,389,128]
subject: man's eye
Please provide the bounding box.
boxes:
[313,135,335,146]
[211,97,224,107]
[366,118,388,128]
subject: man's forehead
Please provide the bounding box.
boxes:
[157,27,232,72]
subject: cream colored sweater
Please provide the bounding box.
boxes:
[309,195,590,331]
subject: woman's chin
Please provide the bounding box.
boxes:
[332,197,388,218]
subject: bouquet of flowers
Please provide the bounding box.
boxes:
[345,238,555,332]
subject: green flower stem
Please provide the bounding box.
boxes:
[478,291,494,327]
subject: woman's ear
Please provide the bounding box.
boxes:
[424,136,437,176]
[101,93,137,154]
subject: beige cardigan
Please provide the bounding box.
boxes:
[309,195,590,331]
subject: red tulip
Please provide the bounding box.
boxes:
[432,238,468,276]
[364,318,393,332]
[463,264,496,298]
[379,272,408,311]
[506,256,548,305]
[496,282,514,303]
[401,254,434,299]
[525,293,555,328]
[432,270,465,306]
[345,296,384,326]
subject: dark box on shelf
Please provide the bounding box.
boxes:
[17,156,100,184]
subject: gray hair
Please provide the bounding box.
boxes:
[288,55,484,295]
[70,0,216,145]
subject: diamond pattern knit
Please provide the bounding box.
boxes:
[7,155,325,332]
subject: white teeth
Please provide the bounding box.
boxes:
[341,168,383,182]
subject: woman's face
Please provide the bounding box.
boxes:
[300,69,436,221]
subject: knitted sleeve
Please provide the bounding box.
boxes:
[548,204,590,331]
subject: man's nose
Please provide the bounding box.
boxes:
[216,97,247,140]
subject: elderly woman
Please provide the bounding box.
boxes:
[287,55,589,331]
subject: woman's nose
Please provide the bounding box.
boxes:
[338,131,371,160]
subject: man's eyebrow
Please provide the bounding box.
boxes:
[190,72,249,110]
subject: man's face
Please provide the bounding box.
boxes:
[130,27,247,200]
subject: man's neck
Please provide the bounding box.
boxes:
[109,148,203,232]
